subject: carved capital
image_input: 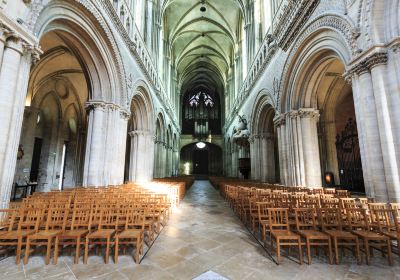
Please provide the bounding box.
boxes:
[348,51,388,76]
[273,115,286,127]
[365,52,388,69]
[119,109,131,120]
[298,108,320,120]
[85,101,107,112]
[288,110,299,119]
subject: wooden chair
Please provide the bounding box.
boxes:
[0,208,43,264]
[318,208,360,264]
[114,209,145,264]
[84,206,118,264]
[345,208,393,265]
[257,202,272,242]
[371,209,400,256]
[295,208,333,265]
[54,207,91,264]
[24,206,69,265]
[267,208,303,265]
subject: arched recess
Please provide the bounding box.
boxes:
[13,21,101,192]
[166,125,173,177]
[179,142,223,176]
[124,85,155,182]
[154,113,166,178]
[33,0,127,105]
[251,93,280,183]
[281,28,365,193]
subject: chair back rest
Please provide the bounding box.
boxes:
[318,208,343,231]
[18,208,43,232]
[71,207,91,230]
[268,208,289,231]
[295,208,317,231]
[45,206,69,231]
[0,209,18,231]
[344,208,369,230]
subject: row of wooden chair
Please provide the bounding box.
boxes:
[0,179,193,265]
[212,179,399,266]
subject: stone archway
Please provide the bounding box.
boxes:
[125,86,155,183]
[250,94,280,183]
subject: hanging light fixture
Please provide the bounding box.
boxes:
[196,142,206,149]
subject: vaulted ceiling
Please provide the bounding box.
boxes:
[163,0,244,98]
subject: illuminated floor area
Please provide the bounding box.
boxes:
[1,180,399,280]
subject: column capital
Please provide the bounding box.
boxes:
[273,114,286,127]
[119,108,131,120]
[391,41,400,53]
[129,130,152,137]
[347,51,388,76]
[298,108,320,120]
[4,34,24,54]
[85,101,107,112]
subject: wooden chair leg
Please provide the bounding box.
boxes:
[84,237,89,264]
[355,238,361,265]
[364,239,370,265]
[387,239,393,266]
[16,237,22,265]
[24,237,31,265]
[45,238,52,265]
[75,237,81,264]
[298,239,303,265]
[114,237,119,264]
[333,237,339,265]
[328,238,333,265]
[135,239,140,264]
[306,239,311,265]
[54,237,59,265]
[276,239,281,265]
[105,237,110,264]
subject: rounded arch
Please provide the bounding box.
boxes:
[155,112,166,142]
[33,0,127,105]
[250,90,277,134]
[130,84,155,133]
[278,14,355,113]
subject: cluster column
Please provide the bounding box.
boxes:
[129,130,153,182]
[349,50,400,202]
[0,32,38,208]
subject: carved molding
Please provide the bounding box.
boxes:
[298,108,320,120]
[346,51,388,76]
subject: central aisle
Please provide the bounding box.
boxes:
[136,180,268,279]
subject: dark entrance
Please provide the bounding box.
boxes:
[336,118,365,193]
[193,149,209,174]
[29,137,43,182]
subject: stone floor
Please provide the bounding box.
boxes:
[1,180,400,279]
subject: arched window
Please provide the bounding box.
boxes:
[113,0,119,10]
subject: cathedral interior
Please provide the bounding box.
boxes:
[0,0,400,279]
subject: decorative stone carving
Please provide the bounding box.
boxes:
[347,51,388,76]
[298,108,320,120]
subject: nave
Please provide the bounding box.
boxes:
[0,180,398,280]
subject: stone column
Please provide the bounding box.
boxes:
[145,0,154,50]
[298,108,322,187]
[260,136,268,182]
[129,130,152,182]
[0,36,37,208]
[0,26,7,69]
[83,102,107,186]
[368,53,400,201]
[274,115,287,184]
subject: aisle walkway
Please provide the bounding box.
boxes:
[0,181,398,279]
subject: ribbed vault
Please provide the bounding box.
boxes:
[163,0,244,114]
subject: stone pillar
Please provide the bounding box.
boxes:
[129,130,152,182]
[0,26,7,69]
[299,108,322,187]
[145,0,154,50]
[83,102,107,186]
[348,51,399,202]
[274,115,287,184]
[260,136,268,182]
[0,36,37,208]
[369,54,400,201]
